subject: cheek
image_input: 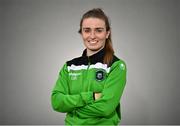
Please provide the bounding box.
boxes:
[98,34,107,41]
[81,33,88,40]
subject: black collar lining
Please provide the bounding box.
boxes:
[82,48,105,64]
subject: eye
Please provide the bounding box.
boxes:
[95,28,104,33]
[83,28,91,33]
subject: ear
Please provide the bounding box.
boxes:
[106,30,110,39]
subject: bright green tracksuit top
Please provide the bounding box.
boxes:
[51,48,127,125]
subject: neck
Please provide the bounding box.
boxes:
[86,50,98,57]
[86,47,104,57]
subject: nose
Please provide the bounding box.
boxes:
[90,31,95,39]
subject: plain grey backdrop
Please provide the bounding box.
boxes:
[0,0,180,125]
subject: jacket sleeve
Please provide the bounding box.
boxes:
[76,60,126,117]
[51,63,94,113]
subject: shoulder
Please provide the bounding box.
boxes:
[59,56,84,73]
[111,55,126,71]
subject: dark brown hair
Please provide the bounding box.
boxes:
[79,8,114,66]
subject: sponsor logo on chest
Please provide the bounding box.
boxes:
[69,72,82,80]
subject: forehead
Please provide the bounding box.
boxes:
[82,18,106,28]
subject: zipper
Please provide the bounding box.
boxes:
[87,56,90,69]
[86,56,91,91]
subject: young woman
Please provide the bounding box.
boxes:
[51,8,127,125]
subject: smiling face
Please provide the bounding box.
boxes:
[81,18,110,56]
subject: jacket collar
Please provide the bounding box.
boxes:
[82,48,105,64]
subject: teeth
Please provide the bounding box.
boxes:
[90,41,96,43]
[89,41,97,44]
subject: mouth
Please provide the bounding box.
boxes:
[88,40,98,44]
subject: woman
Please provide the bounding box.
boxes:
[51,8,127,125]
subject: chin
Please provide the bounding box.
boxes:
[88,46,103,51]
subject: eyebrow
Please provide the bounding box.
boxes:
[82,27,105,30]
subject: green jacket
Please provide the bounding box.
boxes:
[51,48,127,125]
